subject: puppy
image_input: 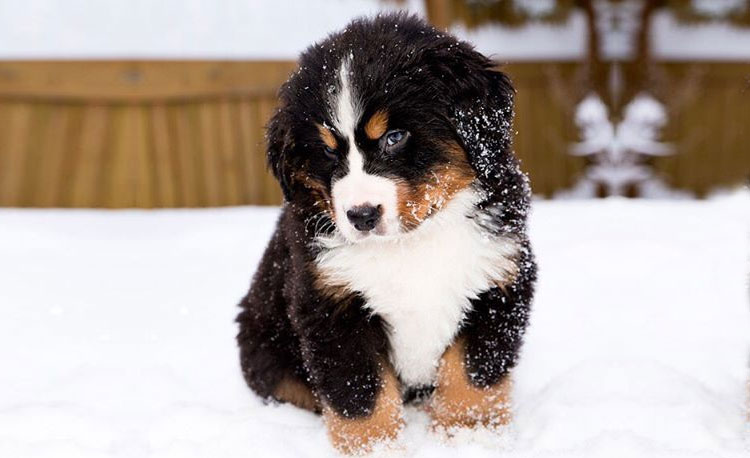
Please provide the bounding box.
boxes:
[236,13,536,454]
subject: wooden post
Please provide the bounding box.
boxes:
[424,0,453,30]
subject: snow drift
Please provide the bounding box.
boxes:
[1,191,749,457]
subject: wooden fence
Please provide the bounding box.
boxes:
[653,62,750,196]
[0,61,295,207]
[0,60,747,207]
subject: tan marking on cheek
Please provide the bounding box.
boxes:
[316,123,337,150]
[274,377,321,413]
[293,170,327,195]
[364,109,389,140]
[311,261,359,317]
[292,170,333,215]
[397,140,475,231]
[323,361,404,454]
[430,339,512,431]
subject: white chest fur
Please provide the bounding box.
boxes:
[314,190,519,387]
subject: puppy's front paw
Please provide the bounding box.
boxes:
[324,368,404,455]
[430,341,512,433]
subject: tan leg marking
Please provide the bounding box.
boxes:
[430,339,512,431]
[274,377,321,413]
[323,363,404,454]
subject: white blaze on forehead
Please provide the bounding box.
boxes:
[332,60,359,141]
[330,59,399,240]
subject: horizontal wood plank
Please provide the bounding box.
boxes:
[0,61,298,101]
[0,60,746,207]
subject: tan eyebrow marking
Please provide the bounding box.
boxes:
[317,124,337,150]
[364,109,388,140]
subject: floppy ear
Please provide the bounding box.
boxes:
[448,61,516,183]
[476,67,515,156]
[424,44,515,171]
[454,66,531,233]
[265,106,296,202]
[482,68,515,125]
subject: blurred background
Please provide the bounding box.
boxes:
[0,0,748,208]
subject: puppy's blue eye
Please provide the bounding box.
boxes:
[323,145,337,159]
[385,130,407,147]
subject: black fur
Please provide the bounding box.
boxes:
[236,13,536,420]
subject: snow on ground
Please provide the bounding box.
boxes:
[1,191,749,457]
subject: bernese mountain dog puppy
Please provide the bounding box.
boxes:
[236,13,536,454]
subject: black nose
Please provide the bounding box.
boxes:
[346,205,382,232]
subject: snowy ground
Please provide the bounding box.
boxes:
[1,191,749,457]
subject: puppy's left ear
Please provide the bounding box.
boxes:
[429,43,529,228]
[480,66,515,151]
[481,68,515,124]
[448,61,516,181]
[427,44,515,158]
[429,44,514,120]
[265,106,296,202]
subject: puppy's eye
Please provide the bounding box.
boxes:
[384,130,408,148]
[323,145,338,160]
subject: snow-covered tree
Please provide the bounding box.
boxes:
[565,93,677,197]
[426,0,750,197]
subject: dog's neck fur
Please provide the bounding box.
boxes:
[314,188,519,387]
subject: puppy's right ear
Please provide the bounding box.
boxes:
[265,106,295,202]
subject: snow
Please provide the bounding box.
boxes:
[564,93,681,198]
[1,191,750,457]
[0,0,588,61]
[651,11,750,60]
[449,12,587,62]
[692,0,747,18]
[0,0,426,60]
[4,0,750,61]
